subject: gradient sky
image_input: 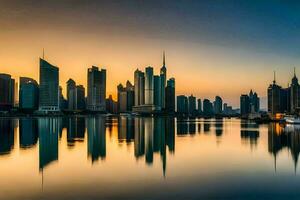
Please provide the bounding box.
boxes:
[1,0,300,108]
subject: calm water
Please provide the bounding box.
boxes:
[0,116,300,199]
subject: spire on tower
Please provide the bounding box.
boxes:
[294,67,296,77]
[42,48,45,59]
[273,71,276,84]
[163,51,166,67]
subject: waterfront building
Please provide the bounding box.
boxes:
[240,94,250,117]
[290,68,300,113]
[106,95,118,114]
[76,85,86,110]
[197,99,202,114]
[165,78,175,113]
[134,69,145,106]
[117,81,134,113]
[203,99,214,116]
[214,96,223,114]
[67,79,76,110]
[87,66,106,112]
[39,58,59,112]
[19,77,39,111]
[145,67,154,105]
[177,95,188,114]
[154,75,162,109]
[0,74,15,111]
[188,94,197,115]
[160,52,167,110]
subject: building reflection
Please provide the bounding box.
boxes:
[240,121,259,148]
[38,118,60,171]
[177,119,196,135]
[118,116,134,143]
[215,119,223,137]
[66,117,85,147]
[87,117,106,163]
[19,118,38,148]
[203,121,211,133]
[133,117,175,176]
[0,119,14,154]
[268,123,300,172]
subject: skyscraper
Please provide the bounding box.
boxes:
[165,78,175,113]
[203,99,214,116]
[145,66,154,105]
[290,68,300,113]
[197,99,202,114]
[177,95,188,114]
[249,90,260,113]
[188,95,196,115]
[154,75,162,109]
[214,96,223,114]
[0,74,15,111]
[39,58,59,112]
[67,79,76,110]
[134,69,145,106]
[117,81,134,113]
[160,52,167,110]
[87,66,106,112]
[76,85,86,110]
[240,94,250,116]
[19,77,39,111]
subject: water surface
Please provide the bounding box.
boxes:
[0,117,299,199]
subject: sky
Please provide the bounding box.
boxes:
[1,0,300,108]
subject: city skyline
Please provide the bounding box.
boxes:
[2,1,300,108]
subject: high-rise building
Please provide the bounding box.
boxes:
[145,67,154,105]
[19,77,39,111]
[59,86,67,110]
[214,96,223,114]
[160,52,167,110]
[134,69,145,106]
[197,99,202,114]
[177,95,188,114]
[67,79,76,110]
[0,74,15,111]
[106,95,118,114]
[290,68,300,113]
[154,75,162,109]
[39,58,59,111]
[87,66,106,112]
[165,78,175,113]
[249,90,260,113]
[203,99,213,116]
[188,95,196,115]
[117,81,134,113]
[240,94,250,116]
[76,85,86,110]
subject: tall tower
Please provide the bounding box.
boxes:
[160,51,167,109]
[291,67,299,113]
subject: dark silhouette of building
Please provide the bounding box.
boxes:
[19,77,39,111]
[240,94,250,117]
[0,119,14,154]
[39,58,59,112]
[188,95,197,116]
[213,96,223,115]
[177,95,188,114]
[197,99,202,115]
[66,79,77,110]
[165,78,175,113]
[203,99,214,116]
[240,90,260,117]
[0,74,15,111]
[87,66,106,112]
[106,95,118,114]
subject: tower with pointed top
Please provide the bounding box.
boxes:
[160,51,167,109]
[290,67,300,113]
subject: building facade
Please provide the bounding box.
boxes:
[39,58,59,111]
[87,66,106,112]
[19,77,39,111]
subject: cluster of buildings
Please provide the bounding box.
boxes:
[0,53,176,115]
[0,58,107,114]
[240,90,260,118]
[267,70,300,118]
[108,52,176,114]
[176,94,236,117]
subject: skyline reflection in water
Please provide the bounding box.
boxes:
[1,117,300,199]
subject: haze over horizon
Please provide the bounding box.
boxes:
[1,0,300,108]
